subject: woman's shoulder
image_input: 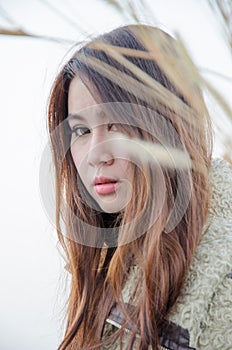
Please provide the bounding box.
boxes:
[167,158,232,348]
[208,157,232,219]
[174,158,232,301]
[199,157,232,268]
[197,157,232,275]
[185,158,232,288]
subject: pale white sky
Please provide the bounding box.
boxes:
[0,1,231,349]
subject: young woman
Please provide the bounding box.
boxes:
[47,24,232,349]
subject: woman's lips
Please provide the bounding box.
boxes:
[94,177,118,195]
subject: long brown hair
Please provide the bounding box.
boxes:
[48,24,212,349]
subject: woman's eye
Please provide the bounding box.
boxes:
[72,126,90,137]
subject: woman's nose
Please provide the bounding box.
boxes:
[86,127,114,167]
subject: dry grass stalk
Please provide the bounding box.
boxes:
[0,28,74,43]
[99,0,232,163]
[109,135,207,175]
[0,0,231,163]
[78,49,200,128]
[208,0,232,51]
[78,36,205,171]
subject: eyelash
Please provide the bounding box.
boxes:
[71,123,118,138]
[72,126,90,137]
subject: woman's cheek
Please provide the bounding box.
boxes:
[71,145,83,172]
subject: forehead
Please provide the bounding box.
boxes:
[67,76,110,126]
[68,76,97,113]
[67,76,148,130]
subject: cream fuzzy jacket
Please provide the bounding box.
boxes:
[104,158,232,349]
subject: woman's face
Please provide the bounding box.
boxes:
[67,76,133,213]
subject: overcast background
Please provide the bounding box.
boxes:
[0,1,232,349]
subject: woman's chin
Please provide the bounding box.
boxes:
[99,203,126,214]
[98,196,129,214]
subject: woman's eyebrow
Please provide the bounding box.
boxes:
[67,110,110,124]
[67,114,86,122]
